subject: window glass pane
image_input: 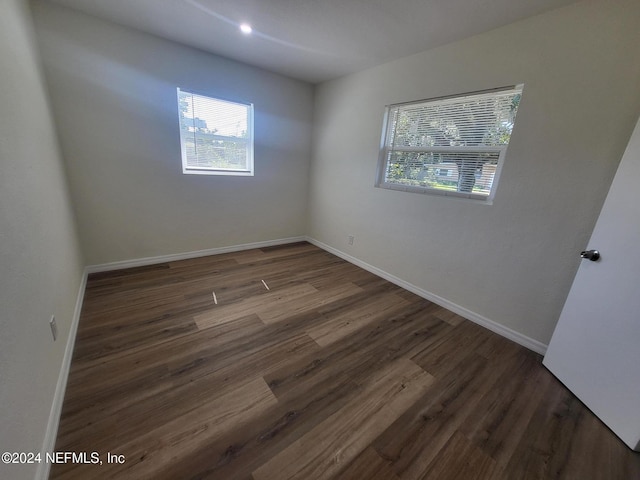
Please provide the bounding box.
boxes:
[192,135,248,170]
[384,151,500,196]
[188,94,248,139]
[379,86,523,199]
[177,88,253,175]
[390,90,521,149]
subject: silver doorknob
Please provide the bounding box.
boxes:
[580,249,600,261]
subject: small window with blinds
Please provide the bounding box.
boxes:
[377,85,523,201]
[177,88,254,176]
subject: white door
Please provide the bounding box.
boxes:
[543,115,640,451]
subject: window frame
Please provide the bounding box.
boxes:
[177,88,254,177]
[375,85,523,202]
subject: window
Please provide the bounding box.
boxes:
[177,88,254,176]
[377,85,523,201]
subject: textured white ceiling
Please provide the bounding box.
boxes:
[44,0,579,83]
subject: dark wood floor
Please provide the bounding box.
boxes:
[52,242,640,479]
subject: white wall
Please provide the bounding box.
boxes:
[308,0,640,345]
[32,1,314,266]
[0,1,84,479]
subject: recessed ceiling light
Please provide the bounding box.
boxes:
[240,23,252,35]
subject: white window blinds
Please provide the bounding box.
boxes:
[177,88,254,176]
[378,85,523,201]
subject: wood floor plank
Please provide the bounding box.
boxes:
[333,447,401,480]
[419,431,498,480]
[193,283,318,329]
[232,241,318,264]
[558,404,640,480]
[411,320,496,378]
[263,302,448,401]
[118,377,278,479]
[432,306,466,326]
[496,376,570,479]
[177,253,327,300]
[54,377,278,480]
[306,291,409,346]
[157,369,363,480]
[306,264,369,288]
[252,358,435,480]
[58,332,320,452]
[458,350,553,468]
[258,282,364,324]
[373,351,524,480]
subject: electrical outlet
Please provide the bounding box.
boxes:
[49,316,57,341]
[348,235,354,246]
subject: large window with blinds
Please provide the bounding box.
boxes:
[177,88,254,176]
[377,85,523,201]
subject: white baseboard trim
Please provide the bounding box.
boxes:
[306,236,547,355]
[85,236,307,273]
[36,270,88,480]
